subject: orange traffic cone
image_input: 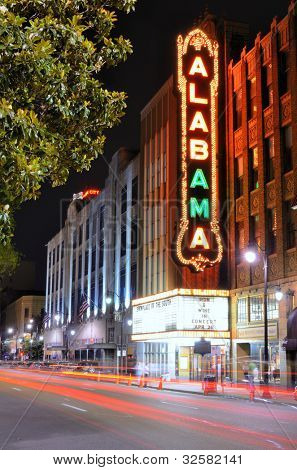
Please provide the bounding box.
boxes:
[139,374,144,388]
[127,373,132,386]
[158,376,163,390]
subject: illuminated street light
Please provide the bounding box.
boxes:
[244,248,257,264]
[30,339,33,344]
[70,330,75,336]
[127,319,133,327]
[39,336,44,341]
[106,295,112,305]
[26,324,32,330]
[55,314,60,321]
[7,328,13,334]
[29,318,34,324]
[275,288,283,302]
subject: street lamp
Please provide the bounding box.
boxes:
[7,328,13,334]
[70,330,75,336]
[106,292,131,374]
[26,324,32,330]
[244,244,271,398]
[275,287,283,302]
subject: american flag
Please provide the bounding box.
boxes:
[43,311,50,325]
[78,295,89,321]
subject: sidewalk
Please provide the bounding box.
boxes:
[145,378,297,407]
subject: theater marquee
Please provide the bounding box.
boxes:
[176,28,223,272]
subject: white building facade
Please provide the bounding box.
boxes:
[44,149,140,366]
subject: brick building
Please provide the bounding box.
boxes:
[228,2,297,386]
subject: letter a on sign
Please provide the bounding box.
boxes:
[189,56,208,77]
[190,169,209,189]
[190,227,210,249]
[189,111,208,132]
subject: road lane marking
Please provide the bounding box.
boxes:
[266,439,284,450]
[12,387,22,392]
[61,403,87,412]
[161,401,199,410]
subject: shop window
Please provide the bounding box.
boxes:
[250,296,263,322]
[267,208,277,254]
[267,294,279,320]
[234,88,242,129]
[236,155,243,197]
[265,136,275,182]
[237,298,248,323]
[282,126,293,173]
[249,147,259,190]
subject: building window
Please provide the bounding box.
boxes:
[24,308,29,319]
[79,225,83,246]
[249,147,259,190]
[234,88,242,129]
[237,298,248,323]
[131,219,138,250]
[60,267,63,289]
[236,221,244,261]
[132,176,138,204]
[267,208,277,254]
[91,247,96,273]
[73,230,77,250]
[268,294,279,320]
[152,162,155,191]
[72,258,76,284]
[108,328,114,343]
[56,270,59,291]
[251,214,260,248]
[236,155,243,197]
[99,206,105,231]
[279,50,289,95]
[77,254,82,280]
[146,165,150,194]
[48,251,51,269]
[131,263,137,299]
[157,158,161,187]
[120,267,125,302]
[248,76,257,119]
[121,186,127,214]
[145,256,149,293]
[61,241,64,259]
[84,252,88,276]
[121,227,126,257]
[98,277,103,309]
[285,201,296,249]
[282,126,293,173]
[86,219,89,240]
[250,296,263,322]
[265,136,275,181]
[262,63,273,108]
[156,252,160,293]
[163,152,167,183]
[162,249,166,291]
[151,206,155,242]
[52,248,55,266]
[99,239,104,269]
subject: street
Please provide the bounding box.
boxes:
[0,368,296,450]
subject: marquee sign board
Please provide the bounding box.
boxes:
[132,295,229,335]
[176,28,223,272]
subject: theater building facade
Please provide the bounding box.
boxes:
[132,3,297,386]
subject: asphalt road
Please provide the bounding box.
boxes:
[0,367,296,450]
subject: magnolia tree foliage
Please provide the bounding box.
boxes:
[0,0,137,244]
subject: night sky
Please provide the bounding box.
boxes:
[14,0,288,290]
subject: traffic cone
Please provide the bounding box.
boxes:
[127,373,132,386]
[139,374,144,387]
[158,376,163,390]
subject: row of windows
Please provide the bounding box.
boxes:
[237,295,279,323]
[145,203,167,243]
[236,199,296,259]
[146,153,167,195]
[48,241,64,269]
[145,251,166,295]
[235,126,293,198]
[233,49,290,129]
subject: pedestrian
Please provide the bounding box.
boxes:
[248,374,255,401]
[143,364,149,388]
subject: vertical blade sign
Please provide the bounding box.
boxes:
[176,28,223,272]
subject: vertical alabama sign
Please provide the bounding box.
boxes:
[176,28,223,272]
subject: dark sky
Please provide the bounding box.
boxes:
[14,0,288,290]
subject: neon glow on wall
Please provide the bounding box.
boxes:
[176,28,223,272]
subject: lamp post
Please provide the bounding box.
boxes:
[244,244,273,398]
[106,292,131,374]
